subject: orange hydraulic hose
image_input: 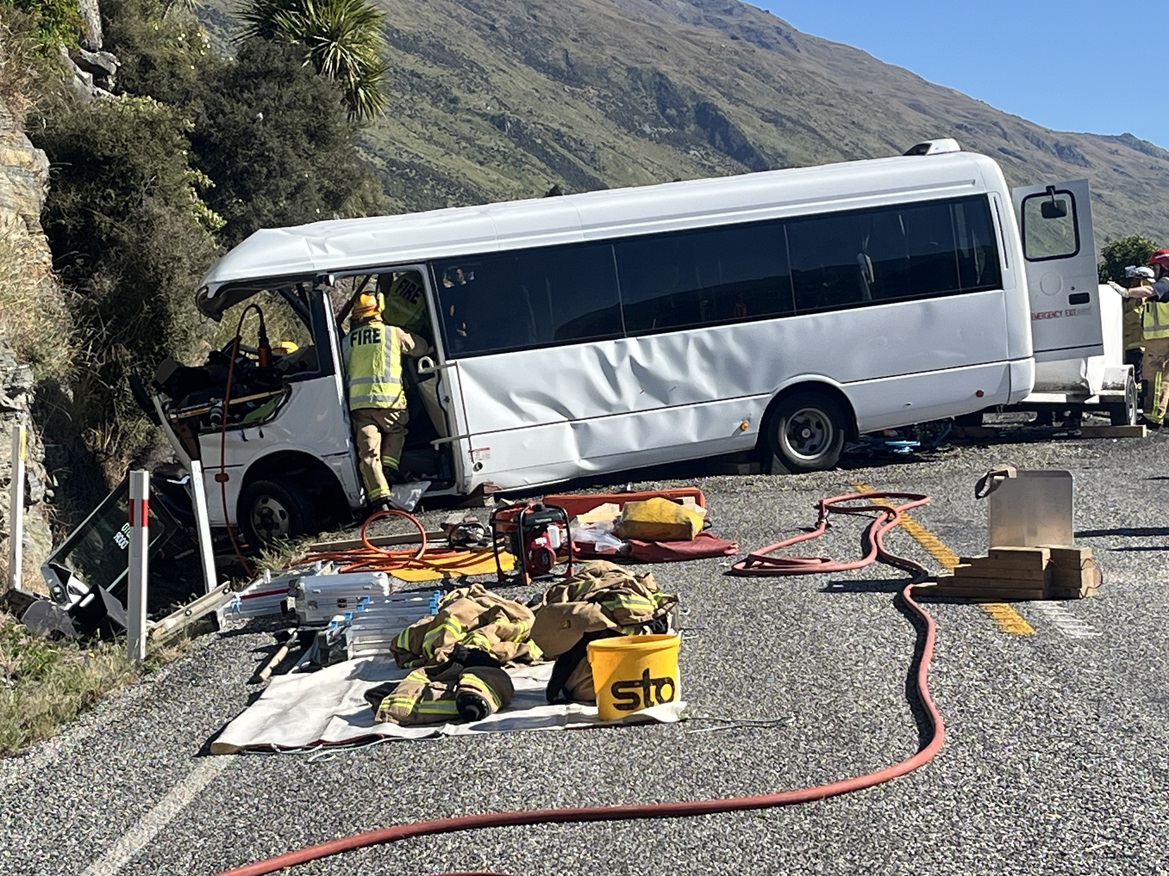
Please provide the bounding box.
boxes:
[216,492,945,876]
[297,509,500,575]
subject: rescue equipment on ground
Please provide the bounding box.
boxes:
[490,502,574,585]
[364,645,516,726]
[541,487,706,518]
[588,633,681,721]
[390,583,540,669]
[289,571,393,625]
[613,496,704,542]
[530,560,677,705]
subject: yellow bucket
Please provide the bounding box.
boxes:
[587,633,681,721]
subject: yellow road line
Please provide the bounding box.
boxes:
[851,481,1035,636]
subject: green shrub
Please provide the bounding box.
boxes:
[0,0,84,48]
[99,0,214,105]
[189,37,386,247]
[1099,234,1160,283]
[30,93,224,471]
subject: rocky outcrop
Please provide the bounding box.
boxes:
[0,98,56,593]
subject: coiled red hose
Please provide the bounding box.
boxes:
[218,492,944,876]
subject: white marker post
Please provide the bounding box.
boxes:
[7,425,26,592]
[127,470,150,663]
[187,460,219,594]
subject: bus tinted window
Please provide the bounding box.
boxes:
[435,244,621,357]
[788,196,1000,314]
[522,243,622,344]
[614,222,793,334]
[434,195,1002,354]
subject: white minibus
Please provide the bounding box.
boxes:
[143,138,1102,545]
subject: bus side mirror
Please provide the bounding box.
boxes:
[1041,201,1068,220]
[1041,186,1068,219]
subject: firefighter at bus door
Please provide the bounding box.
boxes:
[343,290,431,512]
[379,270,432,341]
[1128,248,1169,429]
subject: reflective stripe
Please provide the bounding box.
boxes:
[422,617,464,658]
[458,673,503,710]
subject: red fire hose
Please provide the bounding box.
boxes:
[218,491,944,876]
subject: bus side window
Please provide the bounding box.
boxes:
[789,212,870,313]
[529,242,622,345]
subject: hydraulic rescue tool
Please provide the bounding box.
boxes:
[490,502,574,585]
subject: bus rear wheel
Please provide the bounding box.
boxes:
[239,479,315,548]
[764,391,848,474]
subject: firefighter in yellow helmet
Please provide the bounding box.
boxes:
[343,290,431,512]
[1129,248,1169,429]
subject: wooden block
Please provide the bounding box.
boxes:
[933,574,1047,599]
[1079,424,1147,439]
[931,583,1047,600]
[957,553,1050,571]
[953,563,1048,582]
[1049,567,1097,585]
[988,546,1051,568]
[1038,545,1093,563]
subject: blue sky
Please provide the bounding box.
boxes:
[749,1,1166,151]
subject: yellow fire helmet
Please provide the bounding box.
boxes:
[352,291,385,320]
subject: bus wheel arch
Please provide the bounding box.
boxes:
[759,385,856,474]
[237,452,348,548]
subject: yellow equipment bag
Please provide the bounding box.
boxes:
[614,497,703,542]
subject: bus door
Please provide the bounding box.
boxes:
[1011,179,1103,362]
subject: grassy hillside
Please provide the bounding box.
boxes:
[199,0,1169,249]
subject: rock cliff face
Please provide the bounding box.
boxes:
[0,98,56,591]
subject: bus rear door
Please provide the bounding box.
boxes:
[1011,179,1103,363]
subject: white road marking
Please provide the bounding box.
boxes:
[1029,602,1101,639]
[79,756,232,876]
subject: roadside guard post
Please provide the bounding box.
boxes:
[8,425,26,592]
[127,470,150,663]
[188,460,219,594]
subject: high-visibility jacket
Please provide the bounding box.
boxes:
[382,273,430,336]
[345,319,405,411]
[1144,295,1169,341]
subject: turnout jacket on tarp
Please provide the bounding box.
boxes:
[390,583,540,669]
[373,585,537,726]
[530,560,678,703]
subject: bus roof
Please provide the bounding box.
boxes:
[198,145,1005,318]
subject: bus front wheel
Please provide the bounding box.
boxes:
[764,391,848,474]
[239,478,315,548]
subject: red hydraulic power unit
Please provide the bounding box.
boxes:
[490,502,574,586]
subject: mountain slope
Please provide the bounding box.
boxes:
[197,0,1169,249]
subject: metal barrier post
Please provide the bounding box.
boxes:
[7,425,26,592]
[188,460,219,594]
[127,470,150,663]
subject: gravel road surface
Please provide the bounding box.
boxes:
[2,421,1167,876]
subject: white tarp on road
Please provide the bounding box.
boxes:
[210,657,686,754]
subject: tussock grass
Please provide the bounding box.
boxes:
[0,611,189,756]
[0,17,38,129]
[0,222,74,382]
